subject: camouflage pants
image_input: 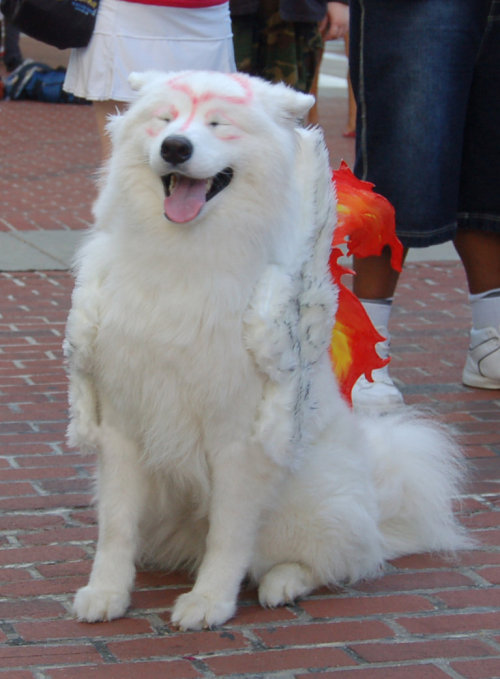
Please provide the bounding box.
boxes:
[231,0,323,94]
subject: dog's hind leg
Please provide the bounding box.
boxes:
[73,421,147,622]
[258,562,319,607]
[171,440,284,631]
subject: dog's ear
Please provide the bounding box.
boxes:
[254,79,315,123]
[278,85,315,121]
[128,71,165,92]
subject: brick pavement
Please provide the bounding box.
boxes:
[0,37,499,679]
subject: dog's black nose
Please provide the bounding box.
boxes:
[160,136,193,165]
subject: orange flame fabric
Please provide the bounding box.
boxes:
[333,161,403,272]
[329,249,389,403]
[330,162,403,405]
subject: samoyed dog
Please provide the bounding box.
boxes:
[65,70,467,631]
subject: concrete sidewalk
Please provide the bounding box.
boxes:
[0,35,498,679]
[0,226,458,271]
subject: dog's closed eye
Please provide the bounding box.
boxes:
[153,105,179,125]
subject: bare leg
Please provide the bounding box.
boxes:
[307,47,323,126]
[343,33,357,137]
[453,230,500,294]
[352,246,407,299]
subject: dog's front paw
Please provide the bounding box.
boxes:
[73,585,130,622]
[258,563,316,608]
[171,591,236,631]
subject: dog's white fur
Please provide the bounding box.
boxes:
[65,71,468,630]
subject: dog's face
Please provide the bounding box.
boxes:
[109,71,314,225]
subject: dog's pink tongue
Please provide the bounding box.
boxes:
[164,176,206,223]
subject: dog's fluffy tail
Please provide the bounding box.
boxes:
[361,411,472,559]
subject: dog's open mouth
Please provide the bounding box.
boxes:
[161,168,233,223]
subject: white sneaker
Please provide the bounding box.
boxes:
[351,338,405,414]
[462,326,500,389]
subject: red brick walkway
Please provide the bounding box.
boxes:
[0,38,499,679]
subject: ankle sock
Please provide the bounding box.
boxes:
[469,287,500,330]
[358,298,393,337]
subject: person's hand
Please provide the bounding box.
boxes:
[319,2,349,40]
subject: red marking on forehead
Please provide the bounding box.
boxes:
[164,73,253,130]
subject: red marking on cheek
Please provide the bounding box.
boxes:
[217,132,243,140]
[146,126,160,137]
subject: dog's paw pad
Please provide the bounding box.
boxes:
[73,585,130,622]
[171,591,236,631]
[258,563,316,608]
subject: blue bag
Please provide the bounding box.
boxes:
[4,61,90,104]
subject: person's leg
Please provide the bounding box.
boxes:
[342,33,357,137]
[348,0,489,407]
[255,0,322,93]
[455,0,500,296]
[352,246,404,299]
[307,46,323,125]
[4,22,23,72]
[230,13,260,75]
[454,231,500,296]
[455,1,500,388]
[350,248,406,411]
[456,231,500,389]
[350,0,481,248]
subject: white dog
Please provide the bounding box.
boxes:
[65,70,468,631]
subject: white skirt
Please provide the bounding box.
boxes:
[63,0,236,102]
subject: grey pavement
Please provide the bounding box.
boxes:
[0,219,457,272]
[0,230,83,271]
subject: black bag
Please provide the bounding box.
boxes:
[0,0,99,50]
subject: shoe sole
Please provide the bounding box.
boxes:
[462,369,500,390]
